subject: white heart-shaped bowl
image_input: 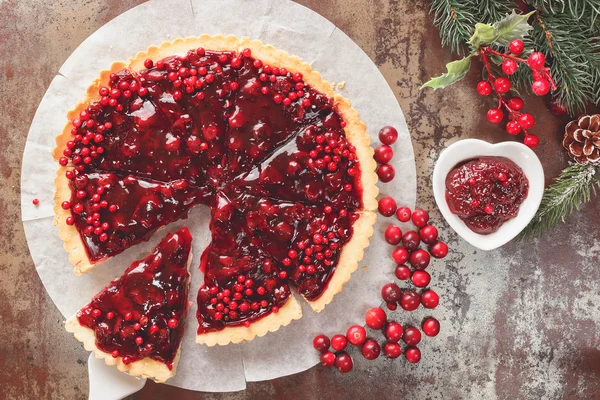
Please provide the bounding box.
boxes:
[433,139,544,251]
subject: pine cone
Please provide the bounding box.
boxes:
[563,114,600,165]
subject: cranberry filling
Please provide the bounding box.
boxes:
[445,156,529,234]
[76,227,192,368]
[59,46,365,333]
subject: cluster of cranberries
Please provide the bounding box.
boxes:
[374,126,398,183]
[477,40,556,149]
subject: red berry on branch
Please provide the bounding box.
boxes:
[505,120,522,135]
[335,352,353,373]
[487,108,504,124]
[501,59,518,75]
[524,134,540,149]
[509,40,525,55]
[377,164,395,182]
[507,97,524,111]
[422,317,441,337]
[527,52,546,69]
[395,264,411,280]
[378,196,397,217]
[493,77,511,94]
[374,145,393,164]
[396,206,411,222]
[379,126,398,145]
[383,342,402,359]
[403,327,422,346]
[476,81,492,96]
[385,321,404,343]
[411,209,429,228]
[321,352,335,367]
[365,307,387,330]
[331,334,348,351]
[532,79,550,96]
[381,282,402,304]
[518,113,535,129]
[313,334,330,353]
[411,270,431,288]
[430,241,448,258]
[361,339,381,360]
[421,289,440,309]
[385,224,403,245]
[419,225,438,244]
[405,347,421,364]
[549,99,567,115]
[409,249,430,270]
[392,247,410,264]
[346,325,367,346]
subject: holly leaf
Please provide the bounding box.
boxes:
[421,55,472,90]
[468,23,497,49]
[493,10,535,46]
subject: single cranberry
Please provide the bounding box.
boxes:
[394,264,411,280]
[401,230,420,251]
[334,352,353,373]
[167,318,178,329]
[385,224,403,245]
[430,241,448,258]
[421,289,440,309]
[384,321,404,343]
[122,356,132,365]
[321,351,335,367]
[378,126,398,145]
[501,59,518,75]
[143,59,153,68]
[378,196,397,217]
[400,291,420,311]
[383,342,402,359]
[403,327,422,346]
[313,334,330,353]
[374,145,393,164]
[532,79,550,96]
[507,97,524,111]
[365,307,387,330]
[331,334,348,351]
[509,40,524,55]
[518,113,535,129]
[419,225,438,244]
[422,317,440,337]
[405,347,421,364]
[377,164,395,183]
[396,206,411,222]
[506,120,522,135]
[411,270,431,287]
[361,339,381,360]
[381,283,402,304]
[476,81,492,96]
[409,249,430,270]
[392,247,410,264]
[411,209,429,228]
[524,134,539,148]
[346,325,367,346]
[527,52,546,69]
[487,108,504,124]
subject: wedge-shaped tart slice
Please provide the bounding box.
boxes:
[65,227,193,383]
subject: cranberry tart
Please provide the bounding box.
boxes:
[65,227,192,382]
[55,36,377,345]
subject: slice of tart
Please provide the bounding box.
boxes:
[65,227,193,383]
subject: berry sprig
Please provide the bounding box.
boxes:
[476,41,556,148]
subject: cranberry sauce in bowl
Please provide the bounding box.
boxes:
[445,156,529,234]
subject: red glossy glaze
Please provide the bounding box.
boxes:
[445,157,529,234]
[76,227,192,368]
[60,48,364,333]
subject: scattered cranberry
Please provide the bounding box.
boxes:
[377,164,395,183]
[381,283,402,304]
[419,225,438,244]
[335,352,353,373]
[321,351,335,367]
[524,134,539,149]
[400,291,420,311]
[411,270,431,287]
[384,224,403,245]
[396,206,411,222]
[409,249,430,270]
[378,196,397,217]
[32,198,39,205]
[383,342,402,359]
[394,264,411,280]
[378,126,398,145]
[365,307,387,330]
[403,327,422,346]
[476,81,492,96]
[401,230,420,251]
[346,325,367,346]
[422,317,440,337]
[405,347,421,364]
[313,334,330,353]
[411,209,429,228]
[430,241,448,258]
[509,39,524,55]
[487,108,504,124]
[392,247,410,264]
[421,289,440,309]
[361,339,381,360]
[331,334,348,351]
[374,145,393,164]
[384,321,404,343]
[527,52,546,69]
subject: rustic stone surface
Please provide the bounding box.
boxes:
[1,1,599,399]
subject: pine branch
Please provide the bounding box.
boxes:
[520,163,600,240]
[526,0,600,31]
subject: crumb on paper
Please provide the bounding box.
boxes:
[337,81,345,89]
[361,265,368,270]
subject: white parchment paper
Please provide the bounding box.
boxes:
[21,0,416,392]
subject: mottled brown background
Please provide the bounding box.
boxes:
[1,0,599,399]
